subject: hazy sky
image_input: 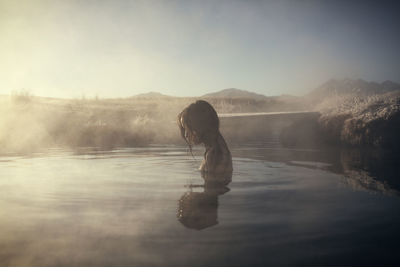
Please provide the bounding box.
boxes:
[1,0,399,98]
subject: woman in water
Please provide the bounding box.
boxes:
[178,100,233,175]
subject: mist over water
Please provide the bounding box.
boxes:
[1,142,399,267]
[0,94,311,154]
[0,95,187,153]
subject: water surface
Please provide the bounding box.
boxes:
[0,144,399,266]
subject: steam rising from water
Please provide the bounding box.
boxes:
[0,95,189,154]
[0,94,310,154]
[1,146,399,266]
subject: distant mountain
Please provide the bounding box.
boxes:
[132,91,173,98]
[308,79,400,99]
[202,88,267,99]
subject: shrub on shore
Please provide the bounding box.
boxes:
[317,92,400,148]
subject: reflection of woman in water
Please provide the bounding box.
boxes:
[178,100,233,174]
[177,172,231,230]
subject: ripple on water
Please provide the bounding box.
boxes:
[0,146,400,267]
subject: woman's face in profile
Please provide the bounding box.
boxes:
[180,116,201,145]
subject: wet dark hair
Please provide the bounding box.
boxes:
[177,100,220,149]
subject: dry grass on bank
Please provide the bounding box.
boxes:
[317,92,400,148]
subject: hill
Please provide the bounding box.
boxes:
[132,91,173,99]
[202,88,267,99]
[307,79,400,101]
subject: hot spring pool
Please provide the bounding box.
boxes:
[0,144,399,266]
